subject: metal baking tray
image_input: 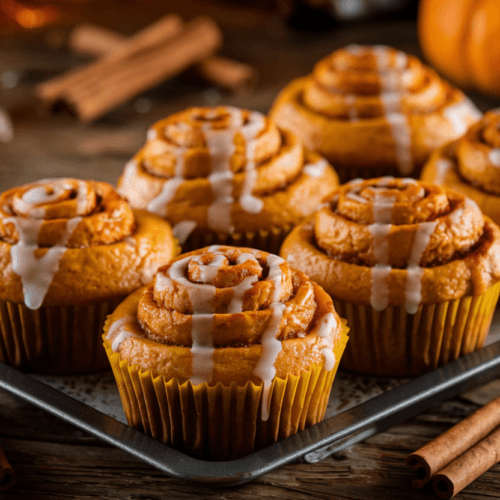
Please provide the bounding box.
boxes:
[1,316,500,487]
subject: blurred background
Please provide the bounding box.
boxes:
[0,0,497,188]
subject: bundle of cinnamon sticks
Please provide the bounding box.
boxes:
[37,15,256,123]
[0,444,16,492]
[406,395,500,499]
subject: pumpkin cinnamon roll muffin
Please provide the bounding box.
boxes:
[422,109,500,226]
[103,245,348,459]
[0,178,176,373]
[281,178,500,376]
[117,105,339,254]
[270,45,481,182]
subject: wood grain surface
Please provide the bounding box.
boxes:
[1,2,500,498]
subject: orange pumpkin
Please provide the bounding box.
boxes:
[418,0,500,97]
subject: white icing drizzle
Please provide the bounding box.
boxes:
[107,315,140,352]
[315,312,337,371]
[434,158,453,184]
[344,94,358,122]
[373,46,413,176]
[14,180,88,219]
[166,256,218,385]
[372,190,396,224]
[147,144,187,217]
[448,198,479,226]
[75,181,89,214]
[20,185,65,216]
[303,159,328,178]
[345,44,363,55]
[443,99,481,136]
[346,192,368,203]
[404,221,438,314]
[366,182,396,311]
[448,205,464,225]
[253,254,287,421]
[144,107,269,232]
[239,111,266,213]
[205,130,237,232]
[489,149,500,167]
[381,97,413,176]
[118,160,138,198]
[147,128,157,141]
[172,220,197,245]
[347,178,364,186]
[161,249,263,385]
[368,224,392,312]
[364,180,438,313]
[7,215,82,310]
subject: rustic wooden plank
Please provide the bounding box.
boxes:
[1,4,500,498]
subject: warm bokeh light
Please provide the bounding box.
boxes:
[1,0,60,29]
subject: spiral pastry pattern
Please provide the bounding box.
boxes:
[0,178,176,373]
[105,245,345,421]
[285,177,499,311]
[281,178,500,375]
[281,177,500,376]
[270,45,481,181]
[0,178,173,310]
[118,106,338,250]
[422,109,500,226]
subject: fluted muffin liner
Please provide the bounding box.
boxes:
[334,282,500,377]
[0,298,122,373]
[103,326,348,460]
[181,224,293,255]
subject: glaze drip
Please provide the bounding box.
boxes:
[8,215,82,309]
[315,178,480,312]
[0,178,136,309]
[142,107,270,232]
[253,253,286,421]
[134,246,338,422]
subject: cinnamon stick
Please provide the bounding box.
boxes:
[406,395,500,488]
[38,14,184,101]
[196,56,256,92]
[69,23,125,56]
[0,445,16,492]
[432,426,500,499]
[68,22,256,92]
[37,16,222,122]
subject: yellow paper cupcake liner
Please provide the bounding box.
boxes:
[0,298,122,373]
[104,327,348,460]
[334,282,500,377]
[181,224,293,255]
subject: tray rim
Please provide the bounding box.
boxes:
[1,340,500,487]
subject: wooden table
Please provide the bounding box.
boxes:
[1,2,500,498]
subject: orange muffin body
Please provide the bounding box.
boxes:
[0,178,176,372]
[104,245,348,459]
[270,45,481,182]
[281,178,500,376]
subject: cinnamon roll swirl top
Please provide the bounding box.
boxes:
[305,45,449,120]
[281,178,500,312]
[421,110,500,226]
[105,246,345,396]
[0,178,175,309]
[118,106,338,240]
[0,178,135,248]
[270,45,481,179]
